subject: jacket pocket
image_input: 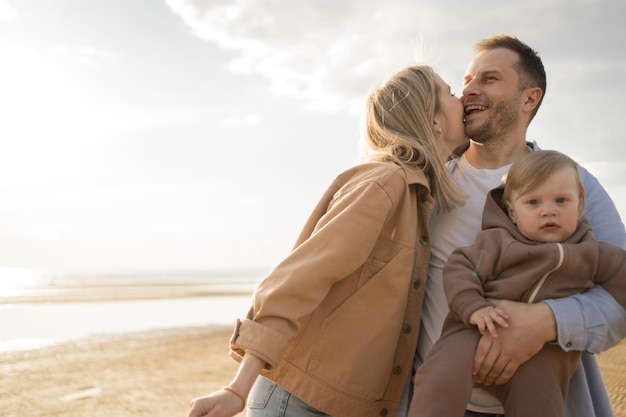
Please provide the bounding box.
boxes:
[307,258,407,400]
[356,257,387,289]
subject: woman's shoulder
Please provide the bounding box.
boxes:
[336,162,427,188]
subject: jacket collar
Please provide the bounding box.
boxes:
[402,165,430,188]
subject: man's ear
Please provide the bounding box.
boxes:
[523,87,543,113]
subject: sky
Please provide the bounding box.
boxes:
[1,0,624,275]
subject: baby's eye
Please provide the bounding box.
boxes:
[556,197,566,203]
[528,199,539,206]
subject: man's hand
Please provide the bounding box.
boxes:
[472,300,556,386]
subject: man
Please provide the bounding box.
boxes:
[415,35,626,417]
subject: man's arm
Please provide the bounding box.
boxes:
[551,165,626,352]
[577,165,625,249]
[474,290,626,386]
[546,286,626,353]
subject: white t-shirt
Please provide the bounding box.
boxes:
[418,154,511,414]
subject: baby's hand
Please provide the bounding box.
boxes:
[469,306,509,338]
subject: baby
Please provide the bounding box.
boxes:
[409,150,626,417]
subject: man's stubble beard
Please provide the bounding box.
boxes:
[465,94,521,144]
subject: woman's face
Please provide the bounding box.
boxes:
[433,74,468,158]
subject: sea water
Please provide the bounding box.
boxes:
[0,295,253,351]
[0,267,263,351]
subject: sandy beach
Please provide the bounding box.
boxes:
[2,325,625,417]
[0,325,244,417]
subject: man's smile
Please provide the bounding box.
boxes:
[464,104,488,120]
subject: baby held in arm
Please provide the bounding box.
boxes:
[409,150,626,417]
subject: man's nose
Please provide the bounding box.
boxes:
[461,82,475,101]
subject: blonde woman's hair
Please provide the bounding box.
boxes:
[363,65,465,212]
[502,150,586,216]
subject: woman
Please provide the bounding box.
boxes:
[186,65,467,417]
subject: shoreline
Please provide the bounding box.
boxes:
[1,325,625,417]
[0,282,255,304]
[0,295,254,349]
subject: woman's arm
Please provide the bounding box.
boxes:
[187,353,266,417]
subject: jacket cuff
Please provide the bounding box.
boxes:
[229,318,290,369]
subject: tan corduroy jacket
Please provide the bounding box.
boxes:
[230,162,434,417]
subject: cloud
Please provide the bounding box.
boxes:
[162,0,626,189]
[0,1,18,21]
[161,0,626,219]
[163,0,625,115]
[221,112,262,128]
[164,0,448,113]
[51,45,119,67]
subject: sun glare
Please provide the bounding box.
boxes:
[0,266,43,292]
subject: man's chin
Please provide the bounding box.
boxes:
[464,125,489,144]
[464,129,482,141]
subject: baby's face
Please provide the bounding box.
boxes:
[506,166,581,243]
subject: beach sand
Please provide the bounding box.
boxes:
[0,326,244,417]
[1,325,625,417]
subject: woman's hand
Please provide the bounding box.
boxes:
[187,352,265,417]
[187,388,245,417]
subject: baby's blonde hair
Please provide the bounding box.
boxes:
[503,150,585,216]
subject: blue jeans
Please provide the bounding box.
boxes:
[247,376,330,417]
[464,411,504,417]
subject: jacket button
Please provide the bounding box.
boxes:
[418,236,428,245]
[403,324,412,334]
[413,280,421,289]
[380,408,389,417]
[393,366,402,375]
